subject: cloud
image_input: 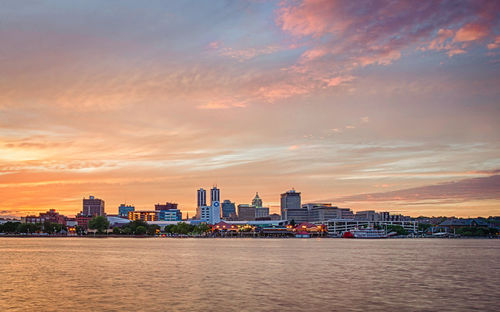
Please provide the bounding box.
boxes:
[334,174,500,203]
[271,0,500,98]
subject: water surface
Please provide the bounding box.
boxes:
[1,238,499,311]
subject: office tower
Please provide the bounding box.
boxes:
[200,205,221,225]
[280,189,302,221]
[252,192,263,208]
[82,195,105,216]
[197,188,206,208]
[221,200,236,219]
[210,186,220,206]
[118,204,135,217]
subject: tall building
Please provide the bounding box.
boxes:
[280,189,301,220]
[196,188,206,219]
[252,192,263,208]
[200,205,221,225]
[197,188,207,207]
[210,186,220,206]
[82,196,105,217]
[118,204,135,218]
[221,200,236,219]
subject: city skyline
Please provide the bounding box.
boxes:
[1,1,500,218]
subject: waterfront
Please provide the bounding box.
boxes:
[1,238,499,311]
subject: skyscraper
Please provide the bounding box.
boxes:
[197,188,206,208]
[252,192,263,208]
[196,188,206,219]
[210,186,220,206]
[221,200,236,219]
[280,189,301,220]
[82,195,105,216]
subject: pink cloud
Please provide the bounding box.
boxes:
[334,174,500,203]
[454,23,489,42]
[487,36,500,50]
[270,0,500,99]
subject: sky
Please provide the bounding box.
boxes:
[0,0,499,218]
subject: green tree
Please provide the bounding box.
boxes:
[193,223,210,235]
[1,221,19,233]
[135,225,147,235]
[386,225,408,236]
[122,227,132,235]
[112,227,121,234]
[88,216,110,234]
[16,223,29,233]
[147,224,160,236]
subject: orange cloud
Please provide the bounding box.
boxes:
[454,23,489,42]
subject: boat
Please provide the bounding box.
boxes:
[342,228,387,239]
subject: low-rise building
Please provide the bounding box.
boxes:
[22,209,66,225]
[128,211,158,222]
[118,204,135,218]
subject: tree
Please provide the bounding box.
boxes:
[16,223,29,234]
[193,223,210,235]
[135,226,147,235]
[1,221,19,233]
[112,227,121,234]
[147,224,160,236]
[88,216,110,234]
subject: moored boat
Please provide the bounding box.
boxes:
[342,228,387,239]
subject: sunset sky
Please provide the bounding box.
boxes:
[1,0,499,218]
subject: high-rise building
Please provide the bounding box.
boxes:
[118,204,135,218]
[210,186,220,206]
[252,192,263,208]
[221,200,236,219]
[280,189,301,220]
[196,188,206,219]
[197,188,206,207]
[200,205,221,224]
[82,196,105,217]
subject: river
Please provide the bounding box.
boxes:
[0,238,498,311]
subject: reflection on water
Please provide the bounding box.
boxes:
[0,238,499,311]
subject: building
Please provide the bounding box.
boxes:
[128,211,158,222]
[221,200,236,219]
[82,196,105,217]
[280,189,301,219]
[210,186,220,206]
[238,204,256,221]
[196,188,207,219]
[255,207,270,219]
[75,214,93,230]
[355,210,380,221]
[22,209,66,225]
[118,204,135,218]
[200,205,221,225]
[305,203,342,222]
[252,192,263,208]
[155,202,178,210]
[158,209,182,221]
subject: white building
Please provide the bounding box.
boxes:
[200,201,221,225]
